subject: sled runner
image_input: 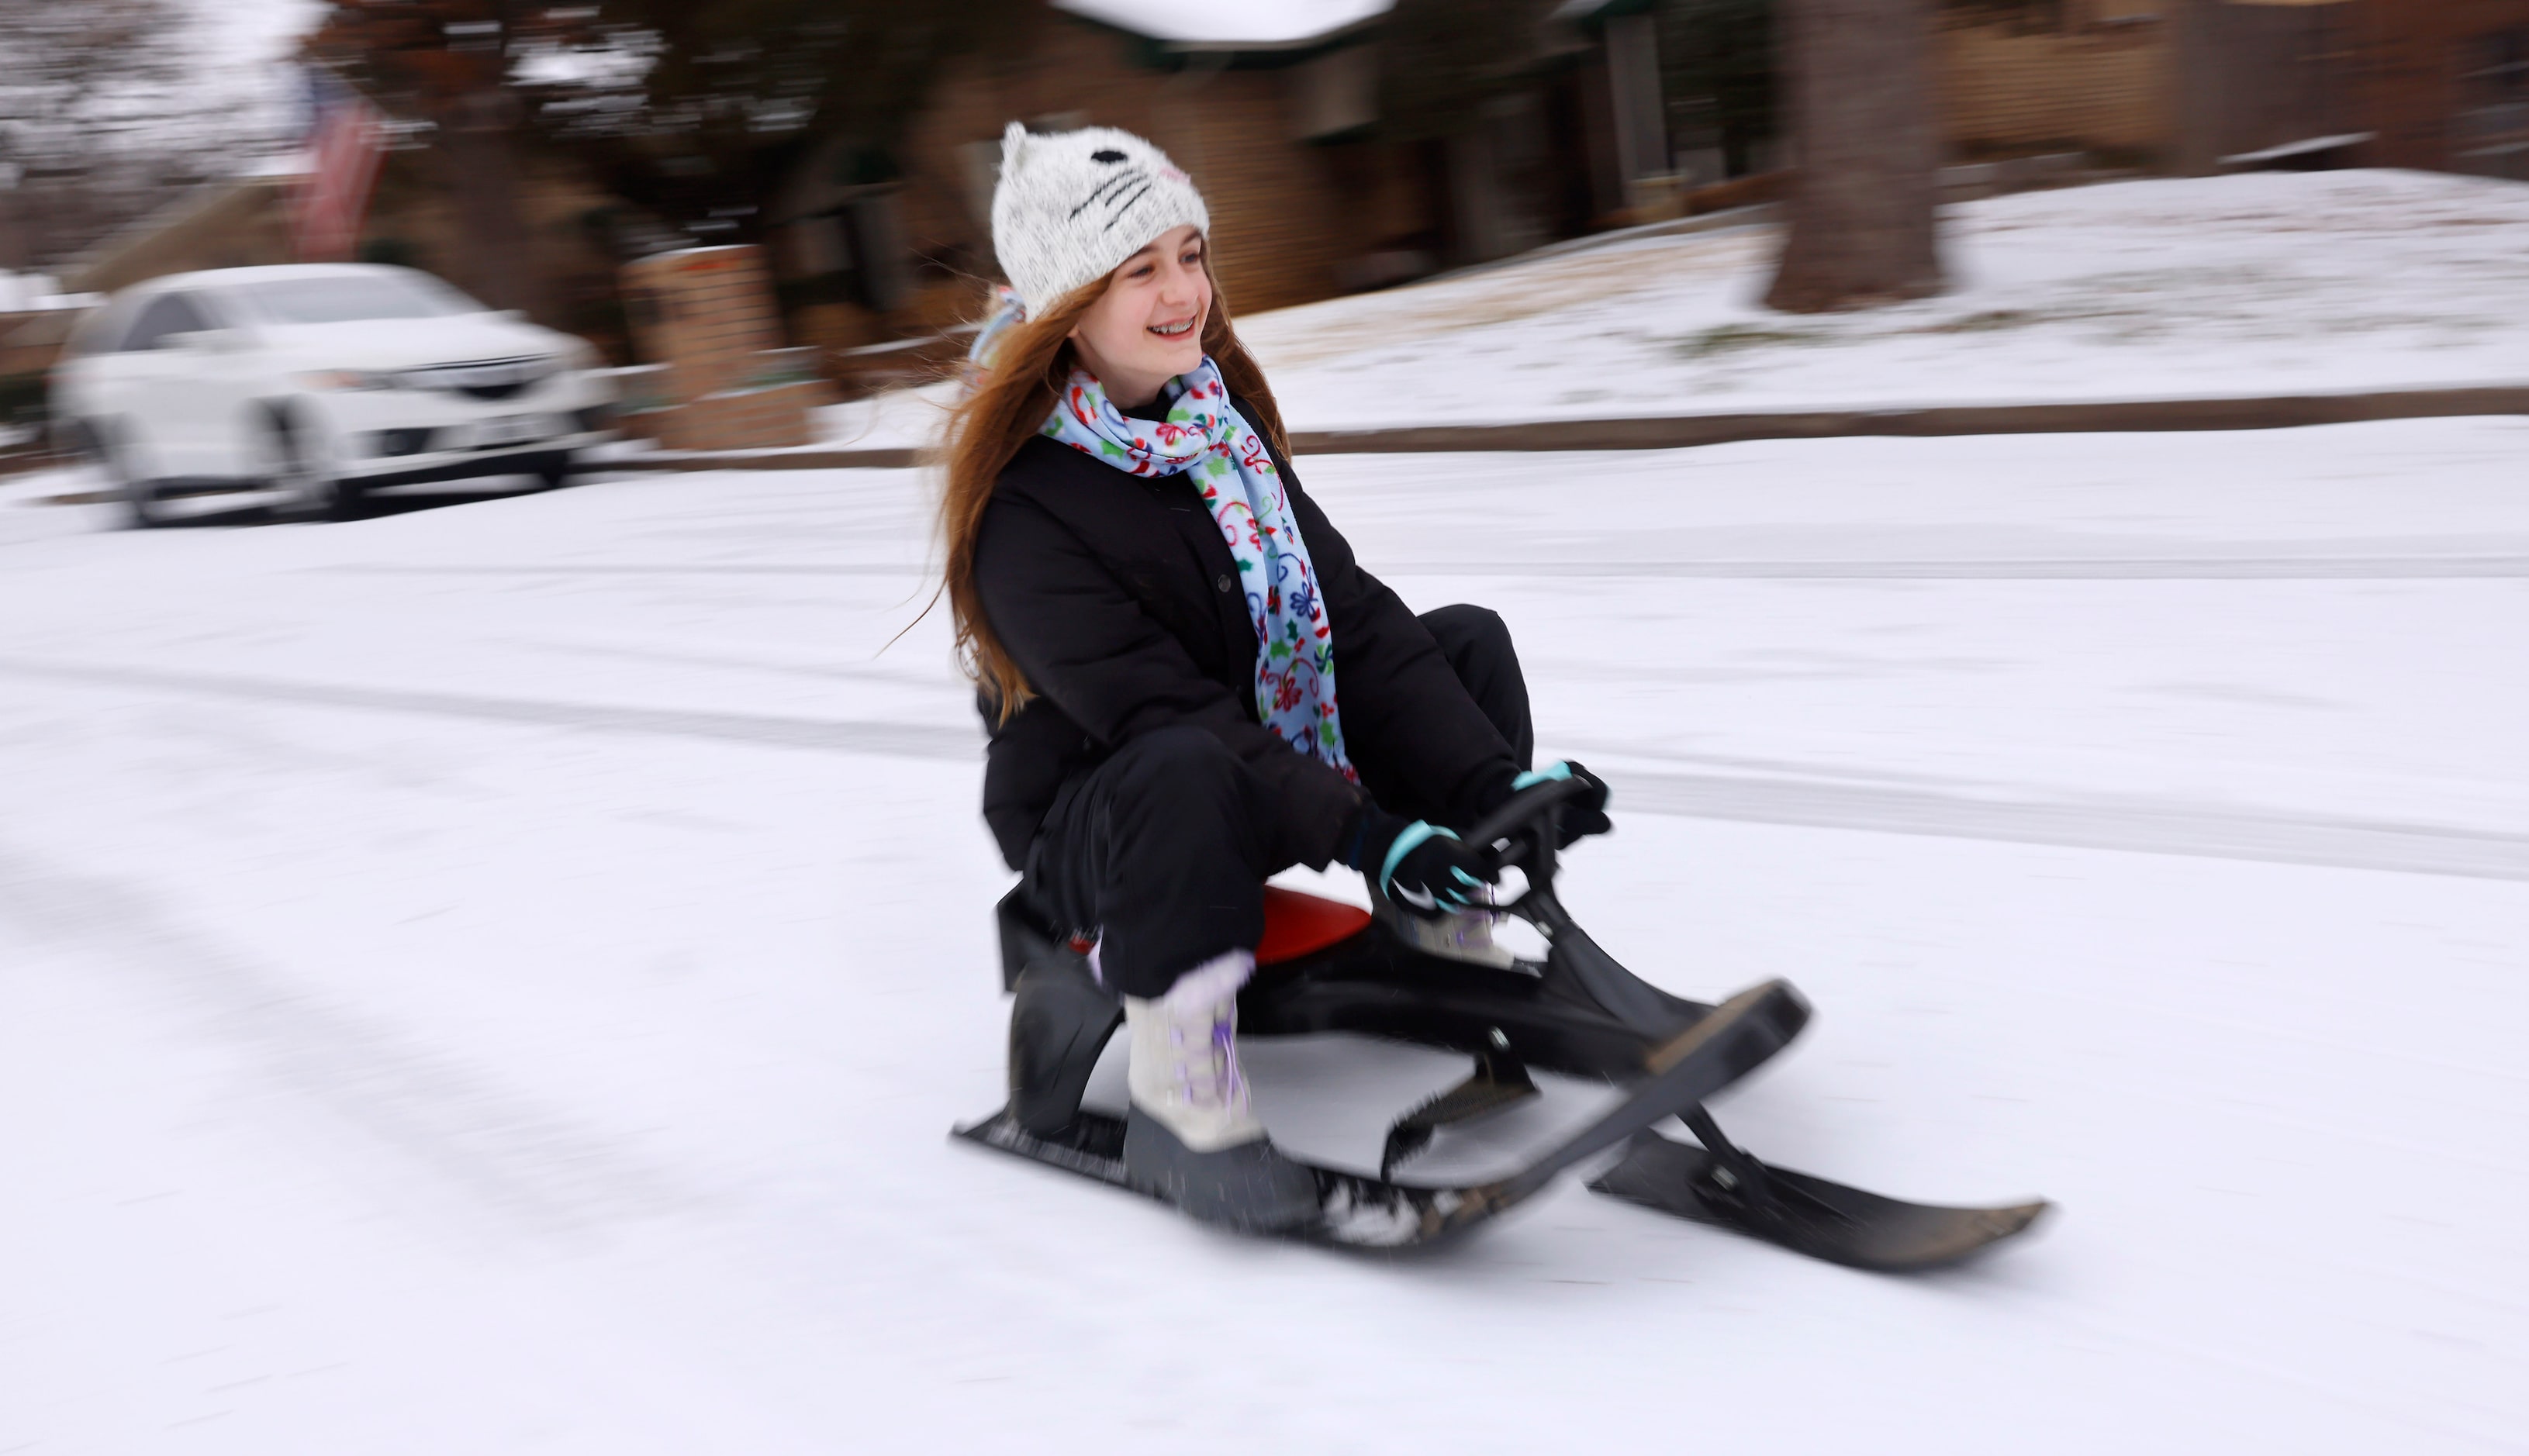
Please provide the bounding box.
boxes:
[955,775,2049,1265]
[960,977,1807,1250]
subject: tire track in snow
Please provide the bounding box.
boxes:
[1612,768,2529,883]
[313,557,2529,581]
[7,655,2524,881]
[0,654,981,761]
[1383,557,2529,581]
[306,562,930,578]
[0,843,696,1238]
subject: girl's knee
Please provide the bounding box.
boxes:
[1111,726,1241,800]
[1423,602,1512,657]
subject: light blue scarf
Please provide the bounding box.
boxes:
[1040,361,1356,781]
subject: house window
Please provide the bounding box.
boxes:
[2458,28,2529,179]
[1290,47,1377,141]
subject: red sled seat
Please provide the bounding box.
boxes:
[1256,885,1373,965]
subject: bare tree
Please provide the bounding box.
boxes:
[1764,0,1943,312]
[0,0,245,271]
[537,0,1031,260]
[308,0,1031,319]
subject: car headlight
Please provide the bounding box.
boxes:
[299,368,399,392]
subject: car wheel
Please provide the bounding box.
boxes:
[534,448,576,490]
[90,419,168,530]
[258,406,361,522]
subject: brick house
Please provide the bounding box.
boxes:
[796,0,2526,352]
[1939,0,2529,176]
[1939,0,2175,163]
[2341,0,2529,177]
[767,0,1685,354]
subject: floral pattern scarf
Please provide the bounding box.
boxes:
[1040,359,1356,781]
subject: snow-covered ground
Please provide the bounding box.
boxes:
[813,171,2529,453]
[3,419,2525,1452]
[1249,171,2529,427]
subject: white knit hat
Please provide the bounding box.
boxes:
[990,122,1211,318]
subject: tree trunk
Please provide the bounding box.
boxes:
[1763,0,1943,314]
[0,192,29,273]
[435,89,552,321]
[2171,0,2227,176]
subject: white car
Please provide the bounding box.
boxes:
[52,263,618,525]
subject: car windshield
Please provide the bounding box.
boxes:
[230,273,485,324]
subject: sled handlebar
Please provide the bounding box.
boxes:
[1460,773,1594,895]
[1465,775,1680,1027]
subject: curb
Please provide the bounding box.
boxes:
[597,385,2529,473]
[1289,386,2529,455]
[603,445,928,472]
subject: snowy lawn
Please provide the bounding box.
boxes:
[2,419,2524,1452]
[1247,171,2529,428]
[817,170,2529,452]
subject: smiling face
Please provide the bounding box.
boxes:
[1066,224,1212,410]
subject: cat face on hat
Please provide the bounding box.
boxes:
[990,122,1212,318]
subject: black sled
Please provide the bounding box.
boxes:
[955,775,2050,1266]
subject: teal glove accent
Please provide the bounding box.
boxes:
[1380,821,1460,895]
[1348,806,1498,918]
[1511,762,1574,792]
[1505,760,1613,847]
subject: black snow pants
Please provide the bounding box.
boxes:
[1021,603,1534,999]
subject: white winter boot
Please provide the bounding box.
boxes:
[1124,951,1265,1151]
[1372,888,1517,969]
[1120,949,1321,1228]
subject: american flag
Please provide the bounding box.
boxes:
[293,70,387,263]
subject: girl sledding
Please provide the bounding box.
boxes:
[941,122,2044,1261]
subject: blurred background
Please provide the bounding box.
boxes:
[7,0,2527,465]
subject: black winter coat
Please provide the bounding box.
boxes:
[972,411,1518,871]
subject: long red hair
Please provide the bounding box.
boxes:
[936,258,1287,721]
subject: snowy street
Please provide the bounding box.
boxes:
[3,419,2525,1451]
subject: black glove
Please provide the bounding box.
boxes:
[1476,760,1613,848]
[1344,804,1498,919]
